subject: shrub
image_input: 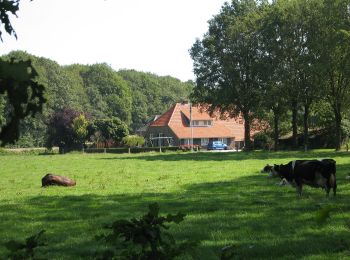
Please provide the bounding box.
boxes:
[0,147,9,154]
[253,132,273,150]
[179,144,200,151]
[122,135,145,153]
[96,203,196,259]
[5,230,47,260]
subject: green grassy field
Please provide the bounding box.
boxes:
[1,150,350,259]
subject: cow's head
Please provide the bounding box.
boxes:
[272,164,285,177]
[273,163,294,182]
[261,164,273,173]
[272,164,280,171]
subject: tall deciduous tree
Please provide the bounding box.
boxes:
[190,0,267,150]
[259,4,289,151]
[46,108,85,152]
[266,0,321,151]
[313,0,350,150]
[91,118,129,146]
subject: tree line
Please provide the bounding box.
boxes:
[0,51,193,148]
[190,0,350,151]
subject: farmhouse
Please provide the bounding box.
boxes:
[145,102,246,149]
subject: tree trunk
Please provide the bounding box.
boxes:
[292,102,298,149]
[243,113,252,151]
[273,110,279,151]
[334,108,342,151]
[303,104,310,151]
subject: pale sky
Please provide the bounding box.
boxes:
[0,0,228,82]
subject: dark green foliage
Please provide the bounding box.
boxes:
[118,70,193,131]
[5,230,47,260]
[0,58,46,146]
[190,0,350,151]
[81,64,132,123]
[90,118,129,145]
[0,51,191,147]
[0,3,46,146]
[253,132,273,150]
[221,245,235,260]
[46,107,88,151]
[0,0,19,41]
[190,0,267,150]
[96,203,196,260]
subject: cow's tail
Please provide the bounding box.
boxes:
[330,174,337,196]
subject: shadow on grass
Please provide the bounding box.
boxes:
[1,171,350,259]
[98,150,350,162]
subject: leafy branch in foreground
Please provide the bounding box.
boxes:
[4,229,47,260]
[0,58,46,146]
[96,203,196,259]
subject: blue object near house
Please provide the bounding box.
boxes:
[207,141,228,150]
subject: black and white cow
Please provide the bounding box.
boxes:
[262,159,335,177]
[271,159,336,196]
[261,161,310,178]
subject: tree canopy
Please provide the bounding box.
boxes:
[0,1,46,146]
[190,0,267,150]
[0,51,192,147]
[191,0,350,151]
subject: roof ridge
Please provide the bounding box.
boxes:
[168,103,178,125]
[149,104,176,127]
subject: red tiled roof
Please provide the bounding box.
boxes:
[181,104,212,120]
[149,103,245,141]
[149,105,176,127]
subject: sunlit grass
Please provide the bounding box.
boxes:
[1,150,350,259]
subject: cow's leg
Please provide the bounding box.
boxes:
[331,174,337,196]
[294,178,302,196]
[295,183,303,196]
[325,184,331,197]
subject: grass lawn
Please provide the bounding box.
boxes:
[1,150,350,259]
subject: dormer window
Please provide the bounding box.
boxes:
[191,120,212,127]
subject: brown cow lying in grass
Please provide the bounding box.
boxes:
[41,174,76,187]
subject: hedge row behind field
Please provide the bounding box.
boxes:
[84,146,180,154]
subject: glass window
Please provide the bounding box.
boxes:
[201,138,209,145]
[183,139,191,145]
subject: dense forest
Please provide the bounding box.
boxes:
[0,51,193,147]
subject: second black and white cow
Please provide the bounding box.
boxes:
[272,159,336,196]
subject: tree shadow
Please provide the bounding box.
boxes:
[1,168,350,259]
[98,150,350,162]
